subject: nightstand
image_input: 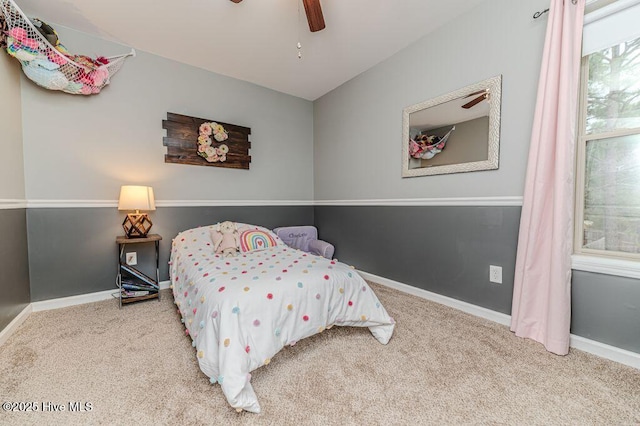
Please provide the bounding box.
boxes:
[116,234,162,308]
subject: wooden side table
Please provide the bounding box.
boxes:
[116,234,162,308]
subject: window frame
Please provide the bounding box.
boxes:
[573,50,640,265]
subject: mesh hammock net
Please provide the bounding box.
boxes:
[0,0,134,95]
[409,126,456,160]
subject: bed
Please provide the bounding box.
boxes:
[170,223,395,413]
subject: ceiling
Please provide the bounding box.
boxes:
[16,0,486,101]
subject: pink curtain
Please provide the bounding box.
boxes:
[510,0,585,356]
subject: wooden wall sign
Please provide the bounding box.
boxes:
[162,112,251,169]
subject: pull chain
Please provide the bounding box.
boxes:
[297,0,303,59]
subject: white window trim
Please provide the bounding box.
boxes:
[573,27,640,279]
[572,254,640,279]
[583,0,640,55]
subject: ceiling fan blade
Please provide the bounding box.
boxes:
[461,94,487,109]
[229,0,243,3]
[463,90,486,99]
[303,0,326,32]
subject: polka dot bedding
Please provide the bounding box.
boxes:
[170,223,396,413]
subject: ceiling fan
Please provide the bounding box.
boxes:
[230,0,326,32]
[461,89,489,109]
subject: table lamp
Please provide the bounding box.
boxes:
[118,185,156,238]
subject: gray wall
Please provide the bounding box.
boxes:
[27,206,313,301]
[0,209,30,331]
[0,52,29,330]
[419,117,490,167]
[313,0,548,201]
[572,271,640,354]
[314,206,640,354]
[3,0,638,357]
[311,0,640,356]
[15,24,316,303]
[314,206,519,314]
[0,50,25,200]
[20,25,314,202]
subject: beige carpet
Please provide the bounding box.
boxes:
[1,283,639,425]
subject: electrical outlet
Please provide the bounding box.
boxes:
[126,252,137,266]
[489,265,502,284]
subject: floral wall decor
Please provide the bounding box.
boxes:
[162,113,251,169]
[197,122,229,163]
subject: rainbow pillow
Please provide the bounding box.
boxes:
[239,230,278,253]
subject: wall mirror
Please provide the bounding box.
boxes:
[402,75,502,178]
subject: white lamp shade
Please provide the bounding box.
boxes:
[118,186,156,211]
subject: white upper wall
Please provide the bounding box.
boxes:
[0,53,25,200]
[313,0,549,200]
[21,26,314,202]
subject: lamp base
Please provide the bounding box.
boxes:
[122,213,153,238]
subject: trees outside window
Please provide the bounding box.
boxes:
[576,36,640,257]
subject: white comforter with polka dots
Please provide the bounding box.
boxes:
[170,224,395,413]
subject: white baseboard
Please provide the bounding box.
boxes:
[570,334,640,369]
[31,289,117,312]
[358,270,640,370]
[4,274,639,370]
[358,270,511,326]
[31,280,171,312]
[0,304,32,347]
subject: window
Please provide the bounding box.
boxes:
[575,35,640,259]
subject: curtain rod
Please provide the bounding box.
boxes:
[533,8,549,18]
[533,0,582,19]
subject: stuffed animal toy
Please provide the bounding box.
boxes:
[22,58,69,91]
[212,221,240,257]
[6,28,39,62]
[31,18,59,47]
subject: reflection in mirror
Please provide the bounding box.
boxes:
[402,75,501,177]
